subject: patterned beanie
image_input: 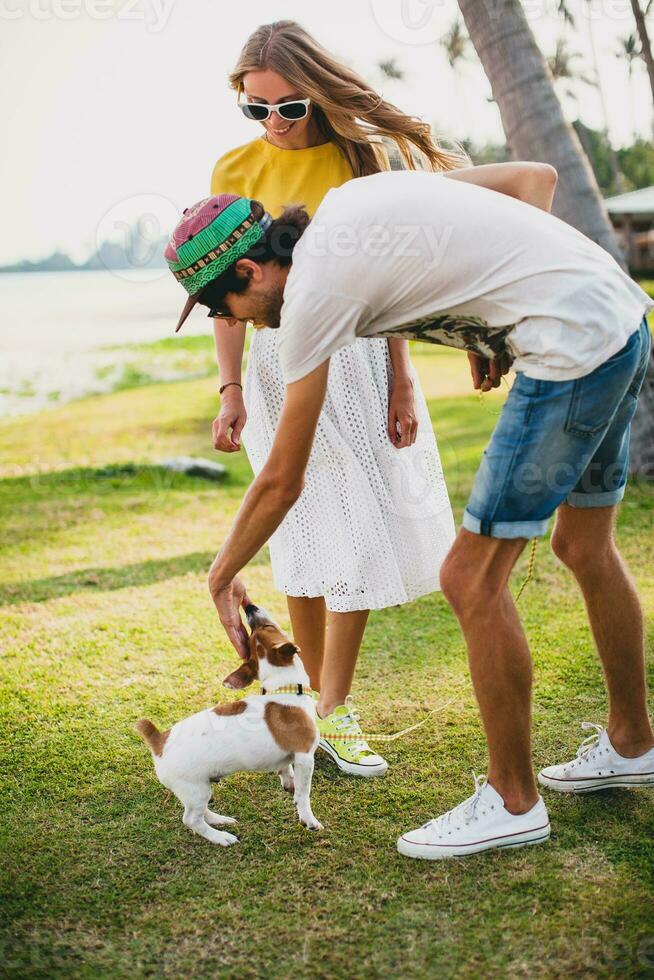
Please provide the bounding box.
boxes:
[165,194,272,332]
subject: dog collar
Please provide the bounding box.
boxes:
[260,684,311,696]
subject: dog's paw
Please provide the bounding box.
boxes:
[205,810,237,827]
[216,831,239,846]
[301,818,324,832]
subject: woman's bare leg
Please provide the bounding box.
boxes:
[319,610,370,717]
[286,597,370,717]
[286,596,326,691]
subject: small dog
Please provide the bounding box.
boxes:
[135,603,322,845]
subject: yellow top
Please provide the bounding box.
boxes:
[210,136,390,218]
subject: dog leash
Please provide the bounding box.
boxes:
[324,698,456,744]
[514,539,538,603]
[257,686,457,744]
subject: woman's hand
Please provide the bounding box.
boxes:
[388,377,418,448]
[210,574,252,659]
[212,388,247,452]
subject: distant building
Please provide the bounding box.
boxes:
[605,186,654,273]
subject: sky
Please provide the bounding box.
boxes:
[0,0,652,265]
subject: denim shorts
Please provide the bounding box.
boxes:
[463,317,651,539]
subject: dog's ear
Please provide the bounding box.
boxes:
[266,641,299,667]
[223,658,258,690]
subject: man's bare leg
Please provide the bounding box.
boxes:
[440,529,537,814]
[551,503,654,756]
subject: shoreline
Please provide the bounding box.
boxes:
[0,336,218,419]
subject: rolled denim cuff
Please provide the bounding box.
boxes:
[462,510,549,540]
[566,486,626,508]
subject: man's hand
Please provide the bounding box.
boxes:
[207,361,331,652]
[212,388,247,452]
[388,378,418,447]
[467,352,512,392]
[209,574,252,658]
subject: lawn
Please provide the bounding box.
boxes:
[1,344,653,978]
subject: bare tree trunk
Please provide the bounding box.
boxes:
[630,0,654,102]
[457,0,623,264]
[619,4,654,477]
[630,343,654,477]
[457,0,652,477]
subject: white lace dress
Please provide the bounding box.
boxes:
[242,327,455,613]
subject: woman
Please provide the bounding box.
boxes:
[209,20,459,777]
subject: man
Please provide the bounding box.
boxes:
[165,163,653,858]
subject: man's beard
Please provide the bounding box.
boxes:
[252,283,284,330]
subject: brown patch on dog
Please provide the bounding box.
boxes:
[212,700,247,716]
[223,622,300,687]
[264,703,317,754]
[251,621,297,656]
[135,718,170,757]
[265,641,300,667]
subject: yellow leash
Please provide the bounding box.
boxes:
[325,698,456,744]
[477,375,509,416]
[514,538,538,603]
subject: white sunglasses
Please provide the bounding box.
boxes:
[239,98,311,123]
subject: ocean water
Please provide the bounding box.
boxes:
[0,270,210,417]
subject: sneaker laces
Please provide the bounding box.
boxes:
[566,722,605,769]
[424,772,491,832]
[333,696,374,756]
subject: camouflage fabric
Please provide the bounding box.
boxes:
[378,313,516,361]
[378,142,514,359]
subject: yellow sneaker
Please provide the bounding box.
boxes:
[316,697,388,777]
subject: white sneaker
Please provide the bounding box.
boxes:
[538,722,654,794]
[397,773,550,860]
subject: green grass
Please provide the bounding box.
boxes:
[1,357,653,978]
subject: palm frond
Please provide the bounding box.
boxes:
[378,58,404,81]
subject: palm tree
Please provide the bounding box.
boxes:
[583,5,625,191]
[555,0,575,27]
[616,33,643,140]
[441,19,470,69]
[440,18,474,133]
[378,58,404,81]
[630,364,654,478]
[555,0,624,190]
[456,0,653,476]
[630,0,654,103]
[547,37,594,105]
[457,0,622,262]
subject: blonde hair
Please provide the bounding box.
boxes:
[229,20,468,177]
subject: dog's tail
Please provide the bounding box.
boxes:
[135,718,168,757]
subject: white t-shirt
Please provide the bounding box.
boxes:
[277,170,652,384]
